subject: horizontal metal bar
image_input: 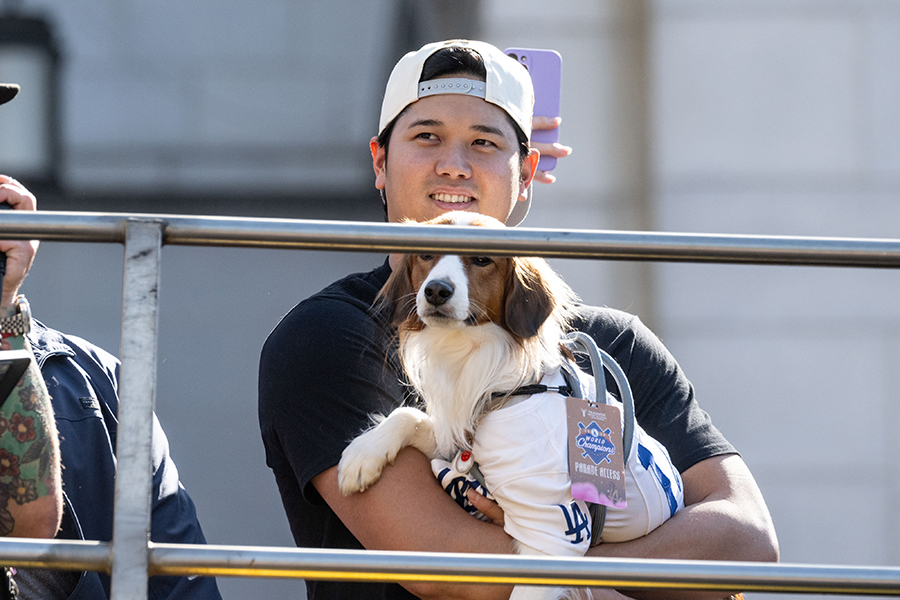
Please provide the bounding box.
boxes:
[0,539,898,595]
[0,539,110,572]
[0,211,127,243]
[2,211,900,267]
[146,544,900,595]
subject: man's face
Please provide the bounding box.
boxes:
[370,93,538,224]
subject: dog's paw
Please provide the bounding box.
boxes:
[337,437,394,496]
[337,407,434,495]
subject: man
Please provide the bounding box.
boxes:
[0,82,221,599]
[1,86,64,600]
[258,40,778,600]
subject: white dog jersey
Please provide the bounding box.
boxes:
[433,364,684,555]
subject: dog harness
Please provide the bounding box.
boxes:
[463,331,639,546]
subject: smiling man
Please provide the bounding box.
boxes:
[371,41,537,226]
[258,40,778,600]
[374,91,533,224]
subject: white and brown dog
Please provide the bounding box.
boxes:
[339,211,574,485]
[338,211,682,600]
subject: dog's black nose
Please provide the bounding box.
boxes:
[424,279,454,306]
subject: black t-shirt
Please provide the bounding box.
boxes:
[258,258,735,600]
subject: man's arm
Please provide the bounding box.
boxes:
[314,447,517,600]
[0,334,63,539]
[315,451,776,600]
[593,455,778,562]
[587,454,779,600]
[567,309,779,598]
[0,175,62,538]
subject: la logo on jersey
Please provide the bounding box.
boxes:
[558,501,591,545]
[576,421,616,465]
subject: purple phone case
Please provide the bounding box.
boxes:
[504,47,562,171]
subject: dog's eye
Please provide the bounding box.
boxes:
[470,256,493,267]
[419,254,435,262]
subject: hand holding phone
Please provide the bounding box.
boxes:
[0,202,29,408]
[504,47,563,172]
[0,202,9,287]
[0,177,39,299]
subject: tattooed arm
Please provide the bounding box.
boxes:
[0,328,62,538]
[0,175,62,538]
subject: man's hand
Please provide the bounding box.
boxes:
[0,175,38,307]
[530,116,572,184]
[465,487,505,527]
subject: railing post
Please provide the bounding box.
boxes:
[110,219,163,600]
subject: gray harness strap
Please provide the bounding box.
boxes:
[561,332,637,546]
[556,359,607,543]
[561,332,636,462]
[469,332,637,548]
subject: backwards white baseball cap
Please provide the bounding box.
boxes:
[378,40,536,225]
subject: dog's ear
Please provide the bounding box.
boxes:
[374,254,418,328]
[503,257,557,340]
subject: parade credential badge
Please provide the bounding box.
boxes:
[566,396,627,509]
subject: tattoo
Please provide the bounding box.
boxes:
[0,335,57,536]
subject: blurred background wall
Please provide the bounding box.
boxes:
[2,1,899,598]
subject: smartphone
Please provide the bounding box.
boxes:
[0,201,9,275]
[504,47,563,171]
[0,201,8,275]
[0,350,30,410]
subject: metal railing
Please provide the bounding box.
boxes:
[2,210,900,598]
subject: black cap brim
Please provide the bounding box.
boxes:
[0,84,20,105]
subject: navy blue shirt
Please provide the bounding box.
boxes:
[29,321,221,600]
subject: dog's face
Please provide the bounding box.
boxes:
[378,212,566,341]
[411,250,510,328]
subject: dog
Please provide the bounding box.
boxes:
[338,211,683,600]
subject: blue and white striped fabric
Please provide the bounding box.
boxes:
[432,365,684,554]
